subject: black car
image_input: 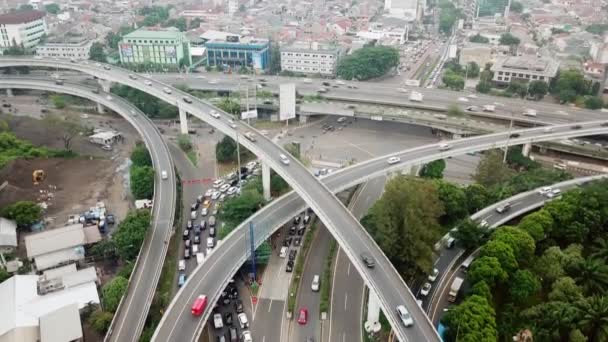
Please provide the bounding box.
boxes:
[182,229,190,240]
[224,312,233,326]
[106,214,116,225]
[293,216,301,225]
[289,226,297,235]
[209,227,216,237]
[200,221,207,230]
[191,203,199,211]
[289,249,297,261]
[361,253,375,268]
[286,260,294,272]
[509,133,520,138]
[571,125,583,130]
[234,299,244,313]
[283,237,292,246]
[194,224,201,235]
[297,226,305,235]
[601,122,608,127]
[293,237,301,246]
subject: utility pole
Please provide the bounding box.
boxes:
[503,115,513,164]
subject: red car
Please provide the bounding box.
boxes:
[298,307,308,325]
[191,295,208,316]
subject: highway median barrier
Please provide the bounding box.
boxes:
[287,217,318,315]
[319,239,337,316]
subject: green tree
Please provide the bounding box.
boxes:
[102,276,128,312]
[218,188,265,236]
[509,269,540,302]
[466,62,480,78]
[523,301,578,341]
[576,296,608,342]
[336,46,399,80]
[216,97,241,115]
[89,42,106,62]
[469,34,490,44]
[534,246,579,286]
[474,150,514,188]
[0,267,10,283]
[553,69,591,103]
[447,104,464,116]
[1,201,42,226]
[268,44,281,75]
[435,180,467,225]
[452,219,488,250]
[44,3,60,14]
[420,159,445,179]
[189,18,202,29]
[441,295,497,341]
[507,81,528,98]
[590,238,608,262]
[585,96,604,110]
[518,210,552,241]
[111,84,178,118]
[480,239,518,273]
[569,329,588,342]
[572,258,608,295]
[491,226,535,265]
[88,309,114,333]
[177,134,192,151]
[499,33,521,46]
[112,210,150,261]
[469,256,508,287]
[361,176,443,280]
[130,166,154,199]
[464,183,491,214]
[163,17,187,31]
[470,280,493,302]
[476,80,492,93]
[270,172,289,195]
[130,143,152,167]
[50,95,66,109]
[438,1,461,34]
[528,80,549,100]
[548,277,584,303]
[442,70,465,90]
[510,1,523,12]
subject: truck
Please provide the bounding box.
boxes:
[448,277,464,302]
[196,253,204,265]
[409,91,424,102]
[482,105,495,112]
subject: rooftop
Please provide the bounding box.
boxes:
[123,28,185,40]
[25,224,86,258]
[282,41,340,54]
[39,304,82,342]
[0,10,45,25]
[492,56,560,76]
[0,218,17,248]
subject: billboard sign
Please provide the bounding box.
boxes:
[279,83,296,121]
[165,46,177,58]
[241,109,258,120]
[120,44,133,57]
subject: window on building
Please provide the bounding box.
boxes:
[498,76,503,81]
[498,71,503,75]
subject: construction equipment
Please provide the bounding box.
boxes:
[32,170,46,185]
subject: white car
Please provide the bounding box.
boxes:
[479,220,489,228]
[237,313,249,329]
[538,186,553,195]
[227,187,237,196]
[336,80,345,85]
[466,94,478,99]
[210,110,221,119]
[438,143,451,151]
[228,119,237,128]
[241,331,253,342]
[161,170,168,180]
[211,191,221,200]
[546,189,561,198]
[396,305,414,327]
[212,179,224,188]
[428,268,439,282]
[207,237,215,248]
[311,274,320,292]
[201,208,208,216]
[420,282,432,296]
[213,313,223,329]
[178,260,186,271]
[162,87,172,94]
[106,95,113,101]
[205,189,214,197]
[543,127,554,133]
[219,194,226,202]
[387,157,401,165]
[303,78,312,83]
[457,97,469,102]
[144,80,152,86]
[219,183,231,193]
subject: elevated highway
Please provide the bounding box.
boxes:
[0,78,177,342]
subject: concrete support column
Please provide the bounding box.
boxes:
[6,89,13,97]
[364,289,382,334]
[178,106,189,134]
[299,114,307,124]
[96,79,112,113]
[96,102,105,114]
[410,165,420,176]
[262,160,271,201]
[522,142,532,157]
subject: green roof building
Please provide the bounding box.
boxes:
[119,28,191,67]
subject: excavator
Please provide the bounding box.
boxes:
[32,170,46,185]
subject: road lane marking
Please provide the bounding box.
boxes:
[268,299,273,313]
[344,293,348,311]
[347,262,351,276]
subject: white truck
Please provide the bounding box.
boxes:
[409,91,424,102]
[448,277,464,302]
[482,105,495,112]
[523,108,537,117]
[196,253,204,265]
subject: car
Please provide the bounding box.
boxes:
[213,313,223,329]
[241,331,253,342]
[297,308,308,325]
[103,65,111,70]
[297,226,305,235]
[538,186,553,195]
[311,275,320,291]
[184,248,191,259]
[361,253,375,268]
[428,268,439,282]
[387,156,401,165]
[220,183,231,193]
[286,260,294,272]
[396,305,414,327]
[523,109,537,117]
[207,237,215,248]
[144,80,153,86]
[191,295,208,316]
[303,215,311,224]
[209,227,216,237]
[128,74,137,80]
[219,194,226,202]
[467,94,478,99]
[509,133,520,138]
[420,282,432,296]
[280,154,290,165]
[546,188,562,198]
[211,191,221,200]
[237,312,249,329]
[234,299,244,313]
[183,96,193,103]
[227,119,237,128]
[210,110,221,119]
[571,125,582,130]
[601,122,608,127]
[178,273,187,287]
[203,199,212,208]
[205,189,215,197]
[185,239,191,248]
[182,229,190,240]
[213,179,224,188]
[190,211,197,220]
[293,237,301,246]
[201,207,208,216]
[466,105,479,111]
[227,187,237,196]
[283,237,292,246]
[495,202,512,214]
[289,249,297,261]
[457,97,469,102]
[178,260,186,271]
[161,170,168,180]
[438,143,451,151]
[479,220,489,228]
[194,235,200,244]
[224,312,233,326]
[289,226,296,235]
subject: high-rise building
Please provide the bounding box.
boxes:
[119,28,192,66]
[35,36,93,60]
[384,0,419,21]
[228,0,238,15]
[0,10,47,51]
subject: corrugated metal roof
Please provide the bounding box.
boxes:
[0,218,17,248]
[25,224,85,258]
[39,304,82,342]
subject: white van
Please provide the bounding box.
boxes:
[446,237,456,249]
[237,313,249,329]
[279,246,288,258]
[311,275,320,292]
[207,237,215,248]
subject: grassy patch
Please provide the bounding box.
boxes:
[319,239,337,314]
[287,218,318,313]
[186,150,198,165]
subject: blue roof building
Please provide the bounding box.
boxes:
[205,36,270,71]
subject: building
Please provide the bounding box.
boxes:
[0,218,17,254]
[459,43,493,67]
[280,41,341,76]
[491,56,560,85]
[228,0,238,16]
[583,61,606,82]
[356,26,408,45]
[35,36,93,60]
[0,10,47,51]
[88,131,122,146]
[0,269,99,342]
[205,36,270,70]
[24,224,88,271]
[384,0,420,21]
[119,28,192,66]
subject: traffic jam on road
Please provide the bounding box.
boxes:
[179,160,261,342]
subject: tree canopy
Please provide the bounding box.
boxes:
[89,42,106,63]
[130,143,152,167]
[102,276,128,312]
[1,201,42,227]
[499,33,521,46]
[130,165,154,199]
[112,210,150,261]
[336,46,399,80]
[442,295,497,341]
[469,34,489,44]
[419,159,446,179]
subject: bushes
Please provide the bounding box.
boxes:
[130,165,154,199]
[1,201,42,227]
[319,239,337,314]
[0,132,53,168]
[88,309,114,333]
[102,276,128,312]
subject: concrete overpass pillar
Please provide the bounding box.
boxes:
[409,165,420,176]
[364,289,382,334]
[178,106,189,135]
[262,160,271,201]
[96,102,105,114]
[522,143,532,157]
[299,114,307,124]
[6,89,13,97]
[96,79,112,114]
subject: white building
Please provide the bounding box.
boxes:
[491,56,560,85]
[384,0,420,21]
[0,218,17,254]
[24,224,87,271]
[0,10,47,51]
[356,27,408,45]
[0,270,99,342]
[228,0,238,15]
[35,36,93,60]
[280,41,341,76]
